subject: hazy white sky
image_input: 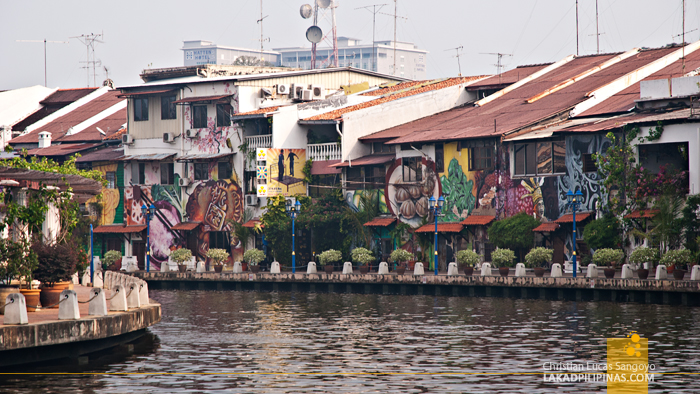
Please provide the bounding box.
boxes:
[0,0,696,90]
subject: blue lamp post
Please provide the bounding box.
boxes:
[566,189,584,278]
[428,195,445,275]
[285,199,301,273]
[141,204,156,272]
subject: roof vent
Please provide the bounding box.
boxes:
[38,131,52,149]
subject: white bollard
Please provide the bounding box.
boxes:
[232,261,243,273]
[88,288,108,316]
[691,265,700,281]
[103,271,110,289]
[586,264,599,278]
[655,264,668,280]
[93,256,102,272]
[270,261,280,274]
[550,263,563,278]
[138,280,149,305]
[93,271,104,288]
[160,261,170,272]
[307,261,317,274]
[109,285,128,311]
[3,293,28,325]
[447,262,459,276]
[126,282,141,309]
[196,261,206,272]
[187,256,196,271]
[122,256,138,272]
[342,262,353,274]
[515,263,527,277]
[71,271,80,285]
[480,262,492,276]
[621,264,634,279]
[378,262,389,275]
[414,262,425,276]
[58,290,80,320]
[81,270,91,286]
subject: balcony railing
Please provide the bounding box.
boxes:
[245,134,272,150]
[307,142,341,161]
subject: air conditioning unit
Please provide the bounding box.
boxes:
[245,194,259,206]
[302,89,313,101]
[295,86,305,99]
[122,134,134,145]
[311,85,325,99]
[186,129,199,138]
[178,178,191,187]
[277,84,290,95]
[163,132,175,143]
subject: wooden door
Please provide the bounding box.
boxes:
[133,241,146,270]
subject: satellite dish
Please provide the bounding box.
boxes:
[300,4,313,19]
[316,0,331,8]
[306,26,323,44]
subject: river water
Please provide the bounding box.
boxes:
[3,289,700,393]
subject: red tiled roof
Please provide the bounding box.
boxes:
[553,212,593,223]
[364,217,396,227]
[93,224,146,234]
[311,160,342,175]
[360,80,428,96]
[242,219,262,228]
[332,154,395,168]
[171,221,201,231]
[533,222,560,232]
[26,143,101,157]
[415,223,464,233]
[460,215,496,226]
[105,128,127,140]
[624,209,659,219]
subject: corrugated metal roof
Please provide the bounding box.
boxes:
[118,153,176,161]
[55,108,126,142]
[177,152,234,161]
[624,209,659,219]
[558,110,690,133]
[117,89,177,98]
[332,154,395,167]
[231,106,283,119]
[172,94,232,104]
[364,217,396,227]
[93,225,146,234]
[311,160,342,175]
[533,222,560,232]
[0,85,55,127]
[75,147,124,163]
[26,143,101,157]
[41,88,98,105]
[553,212,593,223]
[460,215,495,226]
[466,64,549,90]
[415,223,464,233]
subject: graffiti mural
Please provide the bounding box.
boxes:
[86,163,122,225]
[345,189,388,213]
[263,148,307,197]
[557,134,611,216]
[385,157,441,228]
[440,158,476,222]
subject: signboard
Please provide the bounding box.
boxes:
[264,148,307,197]
[256,166,268,180]
[256,148,267,161]
[257,184,268,197]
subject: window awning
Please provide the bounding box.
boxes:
[93,225,147,234]
[311,160,342,175]
[624,210,659,219]
[172,94,232,104]
[332,154,396,168]
[242,219,263,228]
[553,212,592,223]
[364,217,396,227]
[415,223,464,233]
[118,153,176,161]
[171,221,202,231]
[533,222,560,232]
[117,89,177,98]
[177,153,234,162]
[460,215,495,226]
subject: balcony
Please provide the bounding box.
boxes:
[245,134,272,150]
[308,142,341,161]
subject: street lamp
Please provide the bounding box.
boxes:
[566,189,584,278]
[428,195,445,276]
[141,204,156,272]
[285,199,301,273]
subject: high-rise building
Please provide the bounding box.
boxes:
[182,40,281,67]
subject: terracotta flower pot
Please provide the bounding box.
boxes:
[242,262,249,272]
[359,265,369,274]
[39,281,73,309]
[637,269,649,280]
[673,269,686,280]
[534,267,546,277]
[604,268,616,279]
[498,267,510,277]
[464,267,474,277]
[214,264,223,273]
[250,265,261,273]
[178,264,188,273]
[22,288,42,311]
[396,266,406,275]
[324,265,334,274]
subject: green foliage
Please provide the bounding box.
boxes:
[170,248,192,265]
[681,194,700,253]
[651,194,684,253]
[1,154,106,187]
[491,248,515,268]
[206,248,229,265]
[440,159,475,222]
[455,249,480,267]
[629,247,658,265]
[389,248,412,264]
[318,249,342,266]
[302,159,314,184]
[659,249,692,268]
[103,250,123,269]
[351,247,374,265]
[0,239,34,287]
[487,212,540,257]
[583,214,621,250]
[592,248,624,267]
[243,249,265,265]
[524,247,553,268]
[32,240,78,286]
[231,207,258,253]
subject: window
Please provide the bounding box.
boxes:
[514,141,566,176]
[161,95,177,120]
[367,165,386,189]
[638,142,689,174]
[347,167,363,190]
[194,163,208,181]
[402,157,422,182]
[132,163,145,184]
[244,170,257,195]
[469,146,493,171]
[106,172,116,189]
[582,154,597,173]
[193,106,207,129]
[103,237,122,254]
[435,143,444,173]
[160,163,174,185]
[209,231,230,251]
[309,174,338,197]
[216,104,232,127]
[218,161,232,180]
[372,142,395,154]
[134,97,148,122]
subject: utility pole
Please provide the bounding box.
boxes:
[445,46,464,76]
[595,0,600,54]
[71,33,104,87]
[257,0,269,64]
[576,0,579,56]
[378,1,407,75]
[16,39,68,87]
[356,3,387,72]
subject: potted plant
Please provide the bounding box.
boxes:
[455,250,480,276]
[390,249,412,275]
[207,248,229,273]
[525,247,553,277]
[629,247,657,279]
[170,248,193,273]
[103,250,123,271]
[660,249,692,280]
[319,249,342,274]
[0,239,32,313]
[592,248,624,279]
[243,249,265,273]
[351,247,374,274]
[491,248,516,277]
[32,241,77,309]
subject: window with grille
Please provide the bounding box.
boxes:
[161,95,176,120]
[193,106,207,129]
[134,97,148,122]
[194,163,208,181]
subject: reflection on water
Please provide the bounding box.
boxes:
[3,290,700,393]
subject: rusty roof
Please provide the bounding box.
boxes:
[242,219,263,229]
[311,159,342,175]
[26,143,101,157]
[553,212,593,223]
[75,147,124,163]
[231,106,282,118]
[40,88,98,105]
[624,209,659,219]
[93,224,146,234]
[466,64,549,90]
[533,222,560,232]
[55,108,126,143]
[172,94,232,104]
[171,221,202,231]
[363,49,679,144]
[364,217,396,227]
[415,223,464,233]
[332,154,396,167]
[460,215,496,226]
[559,109,691,133]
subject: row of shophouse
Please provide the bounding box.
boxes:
[4,41,700,269]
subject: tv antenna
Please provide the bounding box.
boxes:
[257,0,270,63]
[302,0,338,69]
[481,52,512,75]
[16,39,68,87]
[378,0,407,75]
[70,32,104,87]
[356,4,387,71]
[445,46,464,76]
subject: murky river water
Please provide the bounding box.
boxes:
[3,289,700,393]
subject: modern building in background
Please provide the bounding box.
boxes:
[182,40,281,66]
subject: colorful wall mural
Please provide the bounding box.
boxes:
[384,157,441,227]
[345,189,388,213]
[86,162,123,225]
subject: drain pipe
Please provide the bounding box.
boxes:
[335,121,347,165]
